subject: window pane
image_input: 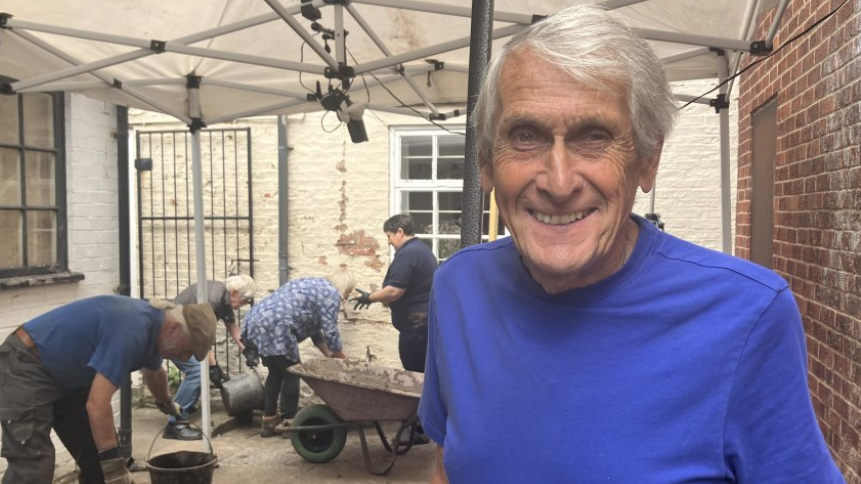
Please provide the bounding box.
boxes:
[25,151,56,206]
[0,95,19,145]
[438,136,464,157]
[401,191,432,212]
[27,210,57,266]
[439,238,461,260]
[439,212,461,235]
[23,94,54,149]
[0,210,23,268]
[438,191,462,211]
[401,136,432,180]
[0,148,21,205]
[410,212,433,235]
[402,157,432,180]
[402,136,433,157]
[438,156,464,179]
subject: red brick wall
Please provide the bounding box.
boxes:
[737,1,860,480]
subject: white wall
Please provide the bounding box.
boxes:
[0,93,120,478]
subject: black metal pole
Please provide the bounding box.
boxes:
[116,106,134,461]
[460,0,495,248]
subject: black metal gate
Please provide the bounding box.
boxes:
[135,128,254,374]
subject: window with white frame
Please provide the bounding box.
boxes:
[391,128,506,262]
[0,88,67,278]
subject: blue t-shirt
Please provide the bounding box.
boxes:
[23,295,165,391]
[419,216,846,484]
[383,237,438,330]
[241,277,343,361]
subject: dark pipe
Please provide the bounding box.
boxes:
[460,0,495,248]
[116,106,134,460]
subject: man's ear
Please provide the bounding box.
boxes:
[638,141,663,193]
[479,154,494,193]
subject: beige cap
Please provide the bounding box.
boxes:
[150,299,217,361]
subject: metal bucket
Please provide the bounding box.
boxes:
[147,450,217,484]
[219,368,264,416]
[146,432,217,484]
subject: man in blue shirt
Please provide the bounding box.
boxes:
[418,5,848,484]
[0,295,216,484]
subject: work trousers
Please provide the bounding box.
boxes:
[261,355,300,419]
[0,334,103,484]
[169,355,202,423]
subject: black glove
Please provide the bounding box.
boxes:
[349,288,373,311]
[209,364,230,388]
[242,339,259,368]
[155,400,182,417]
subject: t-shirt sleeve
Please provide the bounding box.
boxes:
[385,254,413,289]
[723,287,846,483]
[88,325,153,388]
[418,289,447,445]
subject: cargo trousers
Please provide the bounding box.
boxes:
[0,334,103,484]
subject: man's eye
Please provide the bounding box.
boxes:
[509,128,542,148]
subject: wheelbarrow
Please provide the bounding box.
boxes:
[283,358,425,475]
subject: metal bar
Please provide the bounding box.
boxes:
[352,0,532,24]
[263,0,338,69]
[365,103,432,118]
[11,30,192,123]
[139,215,252,222]
[202,79,309,100]
[461,0,495,248]
[345,4,439,114]
[25,78,187,92]
[354,24,523,75]
[206,99,309,125]
[717,54,732,255]
[165,43,328,75]
[765,0,792,48]
[598,0,653,9]
[278,116,289,286]
[727,0,761,95]
[6,18,152,48]
[661,47,712,65]
[634,28,753,53]
[190,127,213,453]
[334,4,346,66]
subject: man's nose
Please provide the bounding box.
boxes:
[536,141,582,200]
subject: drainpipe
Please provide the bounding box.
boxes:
[278,115,289,286]
[116,106,134,461]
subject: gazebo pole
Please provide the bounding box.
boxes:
[460,0,495,248]
[188,75,213,453]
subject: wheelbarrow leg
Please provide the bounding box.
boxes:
[354,424,397,476]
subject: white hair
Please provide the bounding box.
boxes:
[224,274,256,299]
[473,4,677,162]
[327,264,356,300]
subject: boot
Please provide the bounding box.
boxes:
[261,415,282,438]
[163,421,203,441]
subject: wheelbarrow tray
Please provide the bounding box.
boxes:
[288,358,423,422]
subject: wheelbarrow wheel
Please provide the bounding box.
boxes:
[290,404,347,463]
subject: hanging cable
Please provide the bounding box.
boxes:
[681,0,850,110]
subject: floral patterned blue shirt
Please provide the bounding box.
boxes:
[241,277,343,361]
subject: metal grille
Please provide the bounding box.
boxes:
[136,128,254,375]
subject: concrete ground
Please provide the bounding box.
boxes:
[55,402,435,484]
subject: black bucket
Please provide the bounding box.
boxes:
[147,450,217,484]
[146,429,218,484]
[220,368,264,416]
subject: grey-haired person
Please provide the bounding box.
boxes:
[163,274,257,441]
[418,5,847,484]
[0,295,216,484]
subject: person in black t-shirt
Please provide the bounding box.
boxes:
[351,214,438,372]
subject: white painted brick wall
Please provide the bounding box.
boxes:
[0,93,120,479]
